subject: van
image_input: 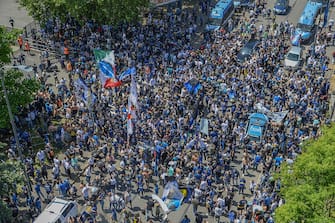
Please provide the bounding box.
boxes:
[34,198,78,223]
[284,46,302,69]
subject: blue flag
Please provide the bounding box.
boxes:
[99,61,115,78]
[119,67,136,81]
[184,79,201,95]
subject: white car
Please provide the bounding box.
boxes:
[34,198,78,223]
[284,46,302,69]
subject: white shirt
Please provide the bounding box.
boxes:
[82,186,89,197]
[194,188,202,198]
[37,150,45,161]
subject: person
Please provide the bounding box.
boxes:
[64,46,70,60]
[9,17,14,28]
[195,213,203,223]
[24,40,31,55]
[155,204,161,219]
[35,197,42,214]
[214,205,223,223]
[35,182,45,200]
[111,208,117,222]
[17,35,23,50]
[180,215,191,223]
[146,199,154,219]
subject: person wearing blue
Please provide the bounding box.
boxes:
[274,154,283,171]
[35,197,42,214]
[228,210,235,223]
[59,181,67,197]
[11,193,18,206]
[111,208,117,222]
[154,183,159,195]
[35,183,45,200]
[180,215,190,223]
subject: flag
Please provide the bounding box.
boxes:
[94,49,121,88]
[323,1,329,28]
[119,67,136,81]
[74,78,97,107]
[129,70,139,109]
[184,79,201,95]
[126,67,138,137]
[99,61,115,78]
[200,118,209,135]
[127,118,133,135]
[74,78,89,103]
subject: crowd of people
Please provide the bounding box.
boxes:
[5,0,334,223]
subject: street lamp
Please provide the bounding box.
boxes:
[1,65,33,204]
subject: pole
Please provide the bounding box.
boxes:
[0,68,33,202]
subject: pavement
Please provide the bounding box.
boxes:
[2,0,335,223]
[0,0,33,29]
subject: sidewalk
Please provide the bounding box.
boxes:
[0,0,33,29]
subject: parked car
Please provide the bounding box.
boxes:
[284,46,303,69]
[234,0,255,10]
[236,39,259,63]
[273,0,289,15]
[34,198,78,223]
[246,113,269,142]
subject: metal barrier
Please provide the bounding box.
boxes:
[23,21,39,38]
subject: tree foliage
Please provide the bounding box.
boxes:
[0,69,40,128]
[19,0,149,26]
[275,125,335,223]
[0,27,40,128]
[0,160,25,222]
[0,27,13,64]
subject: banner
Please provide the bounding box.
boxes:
[255,103,288,123]
[268,111,289,123]
[200,118,209,135]
[150,0,179,7]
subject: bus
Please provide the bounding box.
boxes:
[291,0,323,45]
[206,0,235,31]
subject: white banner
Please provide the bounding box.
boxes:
[255,103,288,123]
[200,118,209,135]
[150,0,179,7]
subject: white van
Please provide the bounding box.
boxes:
[34,198,78,223]
[284,46,302,69]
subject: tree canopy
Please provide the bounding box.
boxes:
[0,160,25,222]
[0,27,13,64]
[274,124,335,223]
[0,69,40,128]
[19,0,149,26]
[0,26,40,128]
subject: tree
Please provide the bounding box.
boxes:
[0,27,12,64]
[19,0,149,26]
[0,69,40,128]
[0,160,25,222]
[274,125,335,223]
[0,26,40,128]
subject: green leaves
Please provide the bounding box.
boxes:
[275,125,335,223]
[0,160,25,222]
[0,69,40,128]
[19,0,149,26]
[0,27,14,64]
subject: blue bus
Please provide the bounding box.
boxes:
[206,0,235,31]
[291,0,323,45]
